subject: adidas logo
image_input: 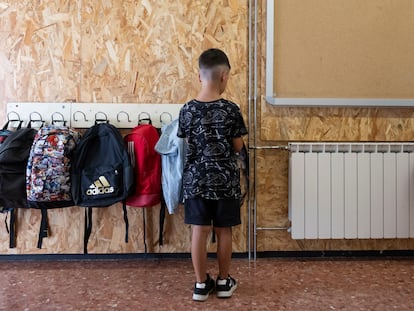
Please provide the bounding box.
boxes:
[86,176,114,195]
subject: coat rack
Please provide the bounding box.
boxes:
[6,103,183,128]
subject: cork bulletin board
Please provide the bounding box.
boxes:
[265,0,414,106]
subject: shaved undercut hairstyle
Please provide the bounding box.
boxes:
[199,48,231,81]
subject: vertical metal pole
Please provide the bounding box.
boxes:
[253,0,258,261]
[247,0,253,261]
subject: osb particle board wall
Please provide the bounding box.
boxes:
[256,1,414,251]
[2,0,412,255]
[0,0,248,254]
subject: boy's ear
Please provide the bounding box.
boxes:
[221,70,229,82]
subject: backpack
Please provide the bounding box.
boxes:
[71,122,133,253]
[124,123,161,252]
[26,124,80,248]
[238,143,249,206]
[124,123,161,207]
[0,127,37,248]
[0,119,25,212]
[0,119,25,247]
[0,119,23,146]
[0,128,12,147]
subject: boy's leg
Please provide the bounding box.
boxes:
[214,226,237,298]
[213,199,239,298]
[191,224,211,282]
[214,226,233,279]
[186,199,215,301]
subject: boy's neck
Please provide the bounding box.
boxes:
[196,85,222,102]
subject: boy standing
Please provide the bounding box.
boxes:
[177,48,248,302]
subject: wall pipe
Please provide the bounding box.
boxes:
[247,0,253,261]
[253,0,258,261]
[253,146,290,150]
[256,227,289,230]
[248,2,291,260]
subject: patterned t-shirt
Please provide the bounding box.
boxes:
[177,98,248,200]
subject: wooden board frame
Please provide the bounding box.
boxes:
[265,0,414,107]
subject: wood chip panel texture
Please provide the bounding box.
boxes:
[1,0,412,255]
[0,0,248,254]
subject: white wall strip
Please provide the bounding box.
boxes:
[6,103,183,128]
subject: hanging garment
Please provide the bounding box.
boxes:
[154,119,185,214]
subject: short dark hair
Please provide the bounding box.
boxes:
[198,48,231,70]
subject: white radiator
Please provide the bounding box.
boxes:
[289,142,414,239]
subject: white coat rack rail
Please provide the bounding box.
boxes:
[6,103,183,129]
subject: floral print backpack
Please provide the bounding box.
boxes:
[25,124,80,248]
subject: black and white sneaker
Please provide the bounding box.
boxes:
[192,274,215,302]
[216,275,237,298]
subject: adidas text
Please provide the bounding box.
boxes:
[86,186,114,195]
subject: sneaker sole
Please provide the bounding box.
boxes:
[216,283,237,298]
[192,292,211,302]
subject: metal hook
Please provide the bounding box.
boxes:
[95,111,109,124]
[7,111,21,122]
[160,112,173,125]
[27,111,45,128]
[73,111,88,122]
[117,111,131,123]
[51,112,67,126]
[29,111,43,122]
[138,112,152,125]
[3,111,23,130]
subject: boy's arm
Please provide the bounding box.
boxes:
[232,137,244,153]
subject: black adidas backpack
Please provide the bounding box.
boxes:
[71,122,133,253]
[0,127,37,248]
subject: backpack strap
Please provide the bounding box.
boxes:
[16,120,23,130]
[37,209,49,249]
[2,121,9,131]
[122,200,129,243]
[0,120,21,131]
[3,210,16,248]
[4,212,9,234]
[6,120,24,131]
[9,209,16,248]
[84,207,93,254]
[159,192,166,247]
[142,208,147,254]
[239,143,249,206]
[82,204,128,253]
[138,112,152,125]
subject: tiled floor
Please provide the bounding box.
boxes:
[0,256,413,310]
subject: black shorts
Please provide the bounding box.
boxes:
[184,197,241,227]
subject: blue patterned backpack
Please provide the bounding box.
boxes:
[26,124,80,248]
